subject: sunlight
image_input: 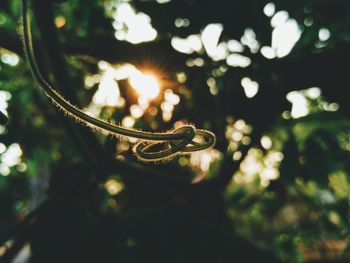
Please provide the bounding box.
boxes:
[190,148,221,173]
[174,18,190,28]
[271,14,301,58]
[164,89,180,105]
[260,46,276,59]
[1,53,19,66]
[226,54,251,68]
[0,143,23,176]
[130,105,144,118]
[286,87,324,118]
[238,148,263,183]
[54,16,66,28]
[171,23,231,61]
[305,87,321,99]
[0,90,11,117]
[171,34,202,54]
[261,135,272,150]
[112,2,157,44]
[84,61,163,124]
[286,91,309,118]
[0,163,10,176]
[319,28,331,41]
[187,35,203,52]
[227,39,244,53]
[234,148,283,187]
[93,69,122,107]
[171,37,194,54]
[129,72,160,101]
[105,179,124,195]
[201,23,228,61]
[271,11,289,28]
[241,77,259,98]
[201,23,223,54]
[260,8,302,58]
[122,116,135,128]
[89,62,161,113]
[0,143,6,154]
[241,28,260,53]
[263,2,275,17]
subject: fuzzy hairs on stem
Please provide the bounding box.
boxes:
[21,0,216,162]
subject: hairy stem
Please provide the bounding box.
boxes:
[21,0,215,161]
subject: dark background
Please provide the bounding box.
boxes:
[1,0,350,262]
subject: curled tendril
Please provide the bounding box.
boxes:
[134,126,215,161]
[21,0,216,162]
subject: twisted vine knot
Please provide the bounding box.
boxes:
[134,126,215,161]
[21,0,216,162]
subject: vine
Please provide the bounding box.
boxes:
[21,0,215,162]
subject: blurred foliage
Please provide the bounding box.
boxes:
[1,0,350,262]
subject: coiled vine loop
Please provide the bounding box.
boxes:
[21,0,216,162]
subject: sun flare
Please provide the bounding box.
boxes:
[129,72,160,101]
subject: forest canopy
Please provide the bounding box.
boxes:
[1,0,350,262]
